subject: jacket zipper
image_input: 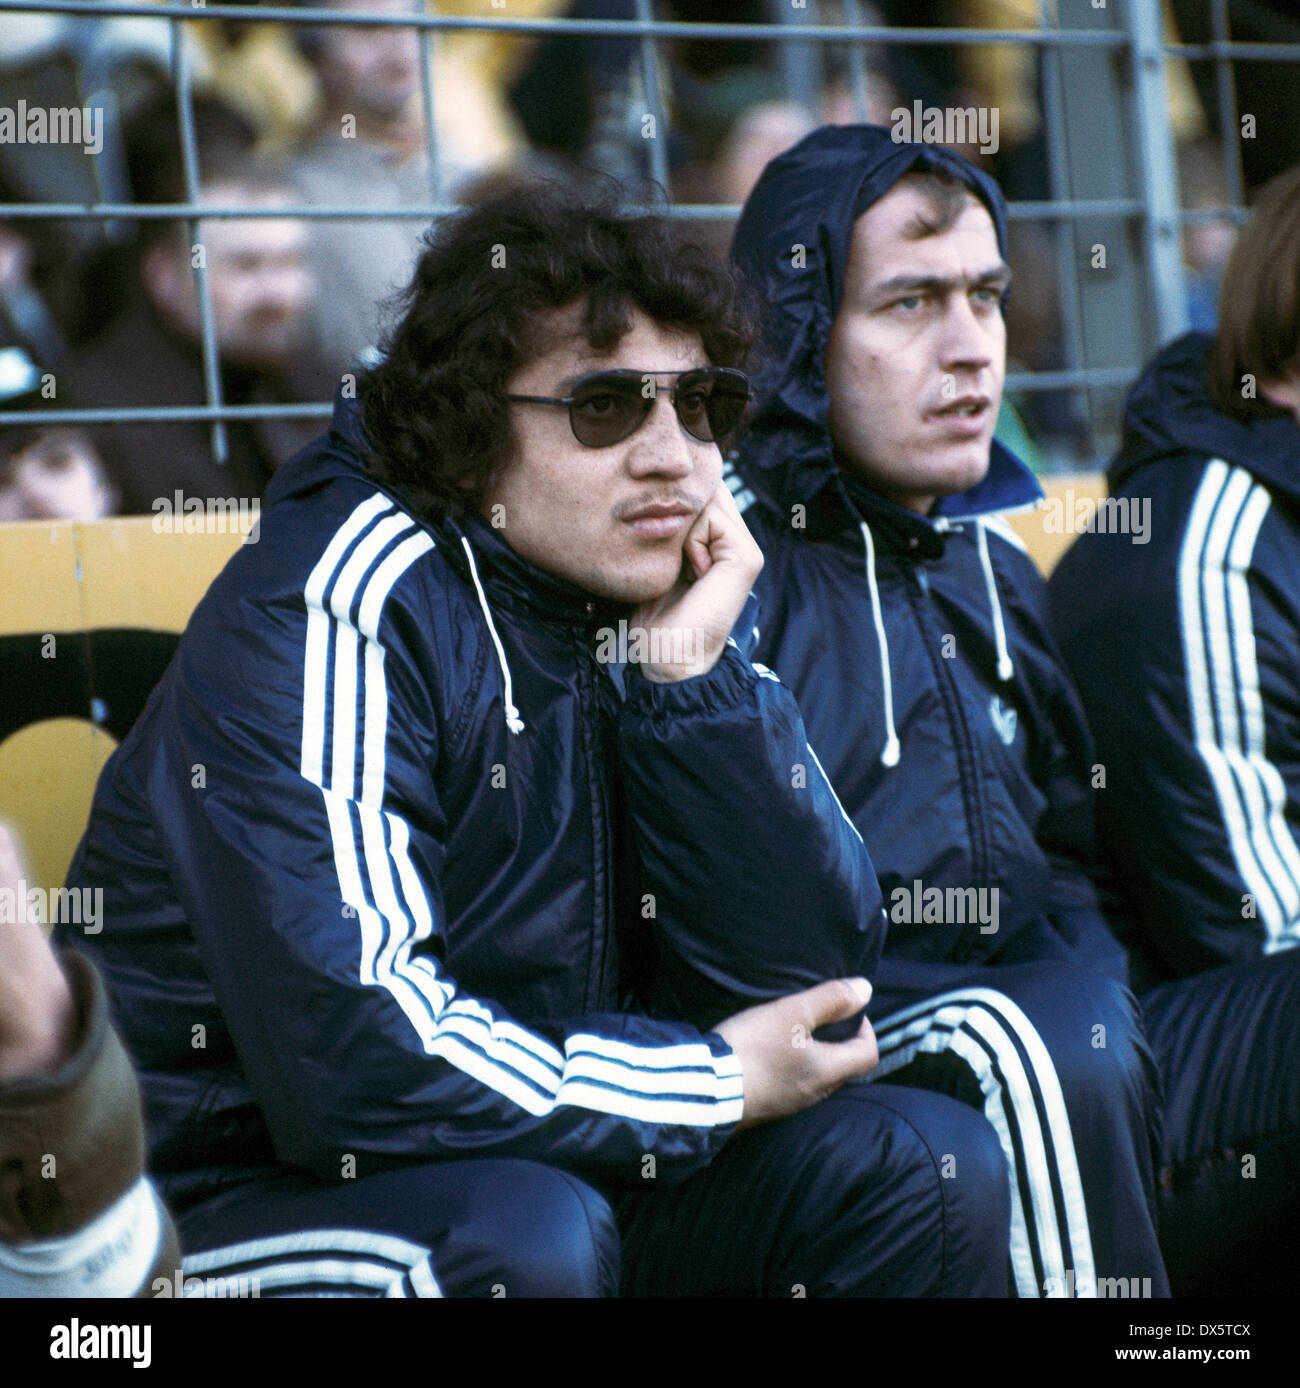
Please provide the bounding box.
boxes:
[576,623,616,1010]
[900,558,995,955]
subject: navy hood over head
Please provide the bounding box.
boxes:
[1111,329,1300,501]
[729,123,1038,536]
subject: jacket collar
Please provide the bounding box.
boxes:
[835,437,1041,559]
[454,513,633,629]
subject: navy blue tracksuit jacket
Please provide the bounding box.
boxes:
[58,383,1015,1297]
[1050,332,1300,983]
[61,390,882,1214]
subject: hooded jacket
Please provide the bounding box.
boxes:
[1049,331,1300,983]
[729,124,1126,1007]
[60,388,882,1212]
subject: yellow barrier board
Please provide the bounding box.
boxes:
[0,516,247,892]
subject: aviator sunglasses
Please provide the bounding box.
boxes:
[505,367,750,448]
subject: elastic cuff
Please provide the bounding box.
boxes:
[623,642,759,718]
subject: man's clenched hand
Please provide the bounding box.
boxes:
[714,978,878,1129]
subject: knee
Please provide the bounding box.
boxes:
[892,1091,1012,1297]
[992,962,1157,1114]
[440,1162,620,1298]
[822,1087,1011,1296]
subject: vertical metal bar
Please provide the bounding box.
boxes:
[170,18,227,466]
[1124,0,1190,343]
[634,0,670,201]
[1036,0,1091,449]
[843,0,872,123]
[771,0,821,120]
[415,0,442,206]
[1211,0,1246,210]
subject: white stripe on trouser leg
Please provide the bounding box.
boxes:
[873,988,1096,1298]
[385,1255,443,1298]
[183,1229,441,1297]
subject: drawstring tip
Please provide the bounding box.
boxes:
[881,736,901,767]
[997,656,1014,682]
[506,710,525,735]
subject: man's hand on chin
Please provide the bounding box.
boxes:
[631,480,763,683]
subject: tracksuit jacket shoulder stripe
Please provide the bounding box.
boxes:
[1049,331,1300,980]
[61,397,883,1205]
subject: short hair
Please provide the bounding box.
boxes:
[358,181,760,522]
[1209,164,1300,420]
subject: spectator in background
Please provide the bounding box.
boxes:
[0,344,112,522]
[291,0,442,373]
[1178,139,1239,334]
[0,8,177,343]
[292,0,556,374]
[671,73,817,262]
[0,822,181,1297]
[65,94,331,516]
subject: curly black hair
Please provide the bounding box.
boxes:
[358,179,761,522]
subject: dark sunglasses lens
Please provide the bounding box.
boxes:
[569,377,649,446]
[676,372,749,442]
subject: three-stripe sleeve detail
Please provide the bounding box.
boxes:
[1178,459,1300,952]
[299,495,744,1133]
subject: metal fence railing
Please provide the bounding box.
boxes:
[0,1,1296,478]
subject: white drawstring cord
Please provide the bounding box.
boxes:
[860,519,901,767]
[461,536,525,735]
[976,518,1014,682]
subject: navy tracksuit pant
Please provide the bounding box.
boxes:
[175,1083,1011,1297]
[1140,949,1300,1296]
[868,958,1170,1299]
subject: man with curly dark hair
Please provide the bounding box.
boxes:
[63,180,1011,1297]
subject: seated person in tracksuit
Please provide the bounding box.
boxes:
[726,124,1178,1299]
[58,182,1012,1298]
[1048,165,1300,1293]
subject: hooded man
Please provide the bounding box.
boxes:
[727,123,1171,1299]
[59,181,1013,1298]
[1050,164,1300,981]
[731,120,1300,1299]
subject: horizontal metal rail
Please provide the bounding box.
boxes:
[0,1,1133,46]
[0,0,1283,472]
[0,198,1151,222]
[0,368,1142,431]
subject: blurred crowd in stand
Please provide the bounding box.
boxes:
[0,0,1297,521]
